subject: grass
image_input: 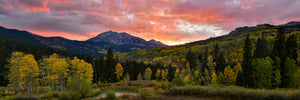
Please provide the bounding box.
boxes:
[166,85,300,100]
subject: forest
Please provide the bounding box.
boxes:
[0,26,299,100]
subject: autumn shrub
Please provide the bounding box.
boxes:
[85,88,101,98]
[172,77,185,86]
[39,91,59,99]
[105,90,116,100]
[11,95,38,100]
[58,91,81,100]
[66,78,92,97]
[138,89,150,99]
[153,81,172,90]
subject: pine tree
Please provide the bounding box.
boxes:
[241,34,253,87]
[185,50,197,71]
[216,52,226,74]
[285,34,297,61]
[254,33,267,58]
[213,43,220,62]
[106,48,116,82]
[202,47,209,73]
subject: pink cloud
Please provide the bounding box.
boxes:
[0,0,299,45]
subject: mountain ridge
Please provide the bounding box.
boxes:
[0,26,167,57]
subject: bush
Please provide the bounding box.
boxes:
[172,77,185,86]
[39,91,59,99]
[85,89,101,98]
[153,81,172,90]
[58,91,81,100]
[105,90,116,100]
[138,89,149,99]
[66,78,92,97]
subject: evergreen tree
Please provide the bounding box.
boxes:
[94,57,105,83]
[202,47,209,73]
[241,34,253,88]
[285,34,297,61]
[185,50,197,71]
[216,52,226,74]
[254,33,267,58]
[213,43,220,62]
[105,48,116,82]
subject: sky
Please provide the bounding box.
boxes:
[0,0,300,45]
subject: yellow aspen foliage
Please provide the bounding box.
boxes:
[70,57,93,83]
[137,73,143,81]
[156,69,161,80]
[204,68,210,85]
[224,65,235,85]
[175,68,180,78]
[8,52,25,93]
[18,54,39,93]
[115,63,124,81]
[144,67,152,80]
[123,73,130,82]
[184,62,191,75]
[161,70,166,80]
[171,63,177,68]
[211,71,218,86]
[184,74,191,83]
[233,63,242,78]
[207,55,216,71]
[39,53,69,91]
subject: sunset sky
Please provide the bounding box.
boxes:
[0,0,300,45]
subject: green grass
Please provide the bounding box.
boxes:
[166,85,300,100]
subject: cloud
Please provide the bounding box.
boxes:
[0,0,299,45]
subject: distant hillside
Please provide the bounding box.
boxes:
[118,21,300,65]
[0,27,167,57]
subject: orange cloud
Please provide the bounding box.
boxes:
[0,0,299,45]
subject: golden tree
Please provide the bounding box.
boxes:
[156,69,161,80]
[115,63,124,82]
[70,57,93,83]
[137,73,143,81]
[144,67,152,80]
[18,54,40,93]
[7,52,25,93]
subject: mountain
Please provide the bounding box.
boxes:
[118,21,300,64]
[87,30,167,47]
[0,27,167,57]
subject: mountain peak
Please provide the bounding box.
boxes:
[87,31,167,47]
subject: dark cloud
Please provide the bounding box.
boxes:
[0,0,299,45]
